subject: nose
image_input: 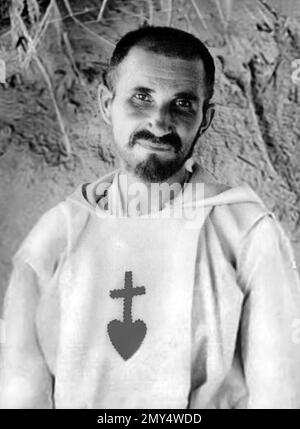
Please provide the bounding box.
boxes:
[148,105,174,137]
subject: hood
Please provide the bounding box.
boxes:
[66,163,266,216]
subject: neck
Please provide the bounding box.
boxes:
[118,164,188,216]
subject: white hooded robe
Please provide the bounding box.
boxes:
[1,164,300,409]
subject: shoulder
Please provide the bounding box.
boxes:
[211,197,268,237]
[14,203,67,256]
[13,202,68,282]
[190,164,270,235]
[206,184,270,267]
[237,211,297,270]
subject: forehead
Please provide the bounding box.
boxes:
[114,46,206,96]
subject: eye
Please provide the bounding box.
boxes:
[133,93,152,103]
[175,98,192,109]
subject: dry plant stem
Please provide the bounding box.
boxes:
[184,12,196,34]
[214,0,234,52]
[63,0,115,48]
[145,0,154,25]
[0,29,11,38]
[97,0,109,22]
[33,54,72,156]
[111,7,151,22]
[215,0,225,25]
[244,4,257,22]
[62,31,99,116]
[26,0,40,25]
[22,0,58,69]
[256,0,274,28]
[32,7,100,27]
[190,0,207,29]
[222,0,233,22]
[62,31,87,91]
[11,1,71,155]
[166,0,173,26]
[10,0,71,155]
[90,6,172,25]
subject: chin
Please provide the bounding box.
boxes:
[131,154,186,182]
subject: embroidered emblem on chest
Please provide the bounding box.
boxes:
[107,271,147,360]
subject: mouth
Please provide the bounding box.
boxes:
[137,139,174,152]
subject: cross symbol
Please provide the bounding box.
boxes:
[110,271,145,324]
[108,271,147,360]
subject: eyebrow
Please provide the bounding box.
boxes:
[131,86,154,94]
[131,87,199,102]
[174,91,199,102]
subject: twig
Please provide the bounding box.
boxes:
[97,0,109,22]
[257,0,278,19]
[190,0,207,29]
[145,0,154,25]
[184,12,196,35]
[75,20,115,47]
[215,0,225,26]
[62,30,98,116]
[109,6,151,22]
[42,7,100,24]
[166,0,173,26]
[244,4,257,22]
[86,5,172,25]
[22,0,57,69]
[11,2,72,155]
[62,31,87,91]
[256,0,274,28]
[236,154,260,169]
[63,0,115,48]
[0,29,11,39]
[33,54,72,155]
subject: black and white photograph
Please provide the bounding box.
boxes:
[0,0,300,413]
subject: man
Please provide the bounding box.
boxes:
[1,26,300,409]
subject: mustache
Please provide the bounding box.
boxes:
[130,129,182,152]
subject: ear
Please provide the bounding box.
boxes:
[97,83,113,125]
[198,103,215,137]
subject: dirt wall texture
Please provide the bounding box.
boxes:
[0,0,300,310]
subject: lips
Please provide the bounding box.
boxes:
[137,139,173,152]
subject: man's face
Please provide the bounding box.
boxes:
[100,46,213,182]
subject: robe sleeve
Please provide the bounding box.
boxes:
[0,260,54,408]
[0,204,67,409]
[236,211,300,408]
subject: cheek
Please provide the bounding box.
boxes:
[177,117,202,140]
[111,101,147,127]
[172,108,203,134]
[110,105,141,144]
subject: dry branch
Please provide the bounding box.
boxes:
[33,54,72,155]
[190,0,207,29]
[97,0,109,22]
[166,0,173,26]
[63,0,115,48]
[9,0,72,156]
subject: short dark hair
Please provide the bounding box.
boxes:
[104,26,215,104]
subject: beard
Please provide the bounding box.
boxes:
[116,128,199,182]
[127,152,187,182]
